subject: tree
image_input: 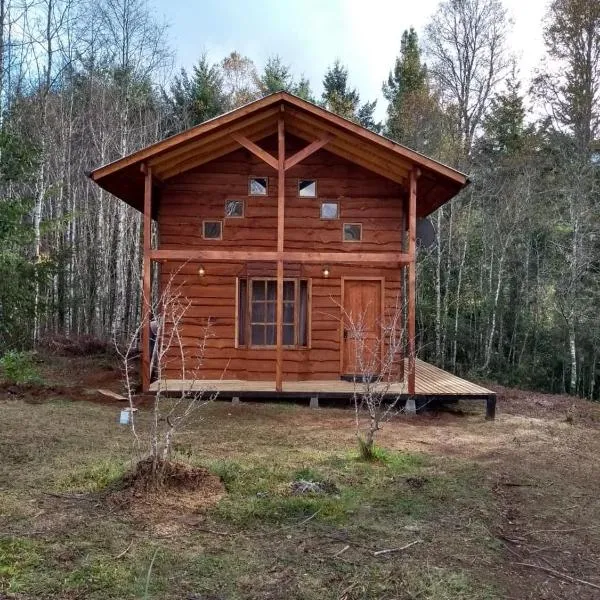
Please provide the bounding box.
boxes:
[532,0,600,393]
[258,55,293,94]
[425,0,511,159]
[534,0,600,154]
[383,28,448,153]
[166,55,226,133]
[221,51,259,109]
[321,60,380,131]
[0,131,44,350]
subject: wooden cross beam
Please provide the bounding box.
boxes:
[284,134,332,171]
[231,133,278,170]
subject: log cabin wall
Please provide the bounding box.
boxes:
[157,134,405,382]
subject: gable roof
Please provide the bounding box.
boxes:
[88,92,468,218]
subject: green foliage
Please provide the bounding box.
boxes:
[0,350,41,384]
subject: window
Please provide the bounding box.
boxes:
[298,179,317,197]
[320,201,339,219]
[202,220,222,240]
[225,199,244,218]
[237,278,309,348]
[249,177,268,195]
[343,223,362,242]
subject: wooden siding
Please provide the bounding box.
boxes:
[157,136,405,382]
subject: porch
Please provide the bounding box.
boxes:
[149,358,497,419]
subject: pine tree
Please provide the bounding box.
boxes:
[321,60,380,131]
[383,28,428,135]
[478,73,528,159]
[259,55,293,94]
[321,60,359,120]
[166,55,225,132]
[382,29,447,154]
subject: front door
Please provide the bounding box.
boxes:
[342,279,382,377]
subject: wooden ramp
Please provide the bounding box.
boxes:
[149,359,495,418]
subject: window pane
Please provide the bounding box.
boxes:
[283,302,294,323]
[251,324,265,345]
[298,179,317,197]
[321,202,338,219]
[203,221,222,239]
[249,177,267,195]
[298,280,308,346]
[225,199,244,217]
[238,279,247,345]
[283,325,295,345]
[265,325,276,345]
[253,281,265,300]
[252,302,265,322]
[343,223,362,242]
[266,281,276,301]
[266,301,275,322]
[283,280,294,301]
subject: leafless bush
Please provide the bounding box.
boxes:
[339,295,408,460]
[117,270,218,488]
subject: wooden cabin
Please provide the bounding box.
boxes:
[89,92,495,417]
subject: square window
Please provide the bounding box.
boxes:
[202,220,222,240]
[249,177,268,195]
[225,199,244,218]
[320,202,339,219]
[298,179,317,197]
[343,223,362,242]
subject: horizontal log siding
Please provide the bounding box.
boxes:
[157,138,404,381]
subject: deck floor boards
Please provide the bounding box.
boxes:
[149,358,492,397]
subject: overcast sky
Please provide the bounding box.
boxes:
[158,0,549,120]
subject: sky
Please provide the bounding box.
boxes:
[157,0,549,121]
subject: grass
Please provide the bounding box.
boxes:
[3,390,600,599]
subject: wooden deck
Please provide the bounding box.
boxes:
[150,359,493,398]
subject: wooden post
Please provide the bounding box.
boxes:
[276,114,285,392]
[407,169,418,395]
[141,164,152,393]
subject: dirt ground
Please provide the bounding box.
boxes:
[1,354,599,599]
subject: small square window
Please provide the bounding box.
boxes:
[225,199,244,218]
[343,223,362,242]
[320,202,339,219]
[249,177,267,195]
[298,179,317,197]
[202,220,222,240]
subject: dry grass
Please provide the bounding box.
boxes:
[1,359,600,599]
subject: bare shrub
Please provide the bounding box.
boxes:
[340,295,408,461]
[117,270,218,489]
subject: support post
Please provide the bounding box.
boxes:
[407,169,418,395]
[141,164,152,393]
[486,395,497,420]
[276,114,285,392]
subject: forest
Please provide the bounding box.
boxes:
[0,0,598,399]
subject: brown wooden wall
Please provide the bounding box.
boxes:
[156,135,405,381]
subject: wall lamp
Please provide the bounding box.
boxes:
[322,265,330,278]
[198,265,206,278]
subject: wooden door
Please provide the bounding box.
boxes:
[342,279,382,377]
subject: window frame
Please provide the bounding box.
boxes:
[224,198,245,218]
[320,201,339,220]
[298,179,317,198]
[235,277,310,349]
[202,219,223,240]
[342,222,362,242]
[248,176,268,196]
